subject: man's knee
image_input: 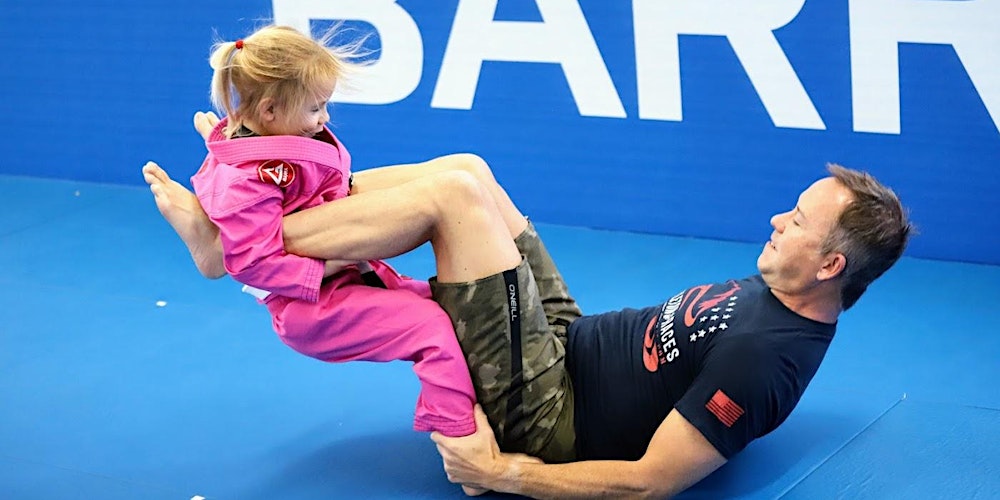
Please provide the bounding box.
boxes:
[439,153,498,187]
[425,170,494,216]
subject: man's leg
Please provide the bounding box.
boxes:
[358,159,580,461]
[514,223,582,342]
[430,258,576,464]
[281,170,519,283]
[142,159,519,283]
[354,153,581,332]
[352,153,528,240]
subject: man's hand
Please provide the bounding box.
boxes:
[430,404,543,495]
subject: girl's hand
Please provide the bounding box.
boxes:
[193,111,221,140]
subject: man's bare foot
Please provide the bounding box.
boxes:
[193,111,220,141]
[142,161,227,279]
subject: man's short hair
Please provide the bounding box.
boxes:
[823,164,914,310]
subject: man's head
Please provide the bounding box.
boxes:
[822,164,912,309]
[758,164,912,312]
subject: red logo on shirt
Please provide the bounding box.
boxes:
[706,389,744,428]
[642,315,659,372]
[257,159,297,188]
[683,281,741,327]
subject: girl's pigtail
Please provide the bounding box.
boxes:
[209,41,241,133]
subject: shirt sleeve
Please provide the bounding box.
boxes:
[201,171,324,302]
[673,341,802,459]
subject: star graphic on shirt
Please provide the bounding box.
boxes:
[723,314,731,319]
[711,307,720,312]
[709,325,717,333]
[719,323,728,330]
[698,330,706,337]
[700,316,708,323]
[690,333,698,342]
[710,315,719,321]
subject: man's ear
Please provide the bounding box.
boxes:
[817,252,847,281]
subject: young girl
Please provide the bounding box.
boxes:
[191,25,475,437]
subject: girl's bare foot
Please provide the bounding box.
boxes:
[142,161,227,279]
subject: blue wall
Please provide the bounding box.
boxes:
[2,0,997,265]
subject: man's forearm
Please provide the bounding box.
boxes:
[488,457,682,500]
[434,409,724,499]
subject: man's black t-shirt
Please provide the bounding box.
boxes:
[566,275,835,460]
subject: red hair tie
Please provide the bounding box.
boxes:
[235,39,244,50]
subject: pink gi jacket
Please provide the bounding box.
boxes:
[191,119,476,436]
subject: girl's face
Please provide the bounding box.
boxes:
[264,86,334,137]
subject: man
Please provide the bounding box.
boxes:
[144,120,911,497]
[430,165,912,498]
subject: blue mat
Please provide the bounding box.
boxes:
[2,176,998,499]
[784,400,1000,499]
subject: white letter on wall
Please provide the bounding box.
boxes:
[432,0,626,118]
[273,0,423,104]
[850,0,1000,134]
[634,0,823,130]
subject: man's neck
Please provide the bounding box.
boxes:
[770,286,841,324]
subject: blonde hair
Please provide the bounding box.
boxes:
[208,25,366,137]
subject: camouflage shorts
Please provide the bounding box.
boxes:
[430,223,582,463]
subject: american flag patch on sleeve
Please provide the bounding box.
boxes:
[706,389,744,427]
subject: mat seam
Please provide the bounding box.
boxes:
[774,393,907,499]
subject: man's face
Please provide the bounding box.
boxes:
[757,177,853,295]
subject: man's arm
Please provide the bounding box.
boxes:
[432,406,726,499]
